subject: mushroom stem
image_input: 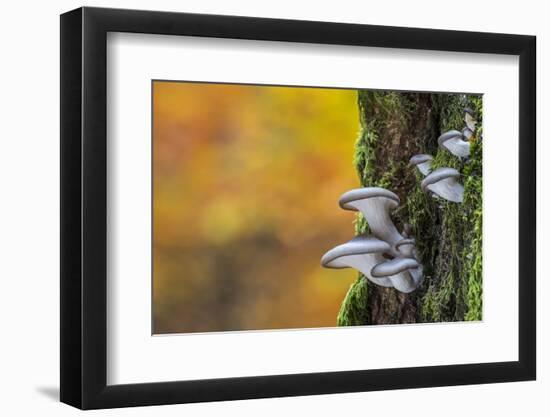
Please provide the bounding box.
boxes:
[339,187,405,256]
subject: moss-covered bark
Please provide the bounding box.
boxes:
[337,91,482,326]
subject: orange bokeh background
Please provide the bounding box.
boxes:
[153,81,360,333]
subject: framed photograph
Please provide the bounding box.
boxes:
[60,6,536,409]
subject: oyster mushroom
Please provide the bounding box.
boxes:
[339,187,404,256]
[409,266,424,289]
[371,257,422,293]
[409,154,433,176]
[464,107,477,131]
[462,127,474,141]
[438,130,470,158]
[401,223,413,238]
[421,167,464,203]
[321,235,394,287]
[394,238,416,257]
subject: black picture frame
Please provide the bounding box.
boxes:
[60,6,536,410]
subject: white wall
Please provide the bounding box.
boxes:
[0,0,545,415]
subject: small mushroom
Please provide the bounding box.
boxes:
[409,154,433,176]
[464,107,477,132]
[371,257,421,293]
[339,187,404,255]
[438,130,470,158]
[321,235,394,287]
[394,238,416,257]
[462,127,474,141]
[401,223,413,238]
[421,167,464,203]
[409,266,424,288]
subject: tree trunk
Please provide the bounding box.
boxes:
[337,91,483,325]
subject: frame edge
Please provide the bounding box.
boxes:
[60,7,84,409]
[518,34,537,380]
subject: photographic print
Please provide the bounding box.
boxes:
[152,81,482,334]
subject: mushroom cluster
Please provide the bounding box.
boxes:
[410,108,478,203]
[321,187,423,293]
[321,107,478,294]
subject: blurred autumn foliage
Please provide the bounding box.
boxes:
[153,81,359,333]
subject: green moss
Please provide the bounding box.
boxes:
[337,276,369,326]
[354,127,378,187]
[462,130,483,320]
[414,95,483,322]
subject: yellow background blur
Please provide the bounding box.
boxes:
[153,81,359,333]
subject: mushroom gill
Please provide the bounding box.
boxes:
[409,154,433,176]
[421,167,464,203]
[338,187,404,256]
[321,235,394,287]
[438,130,470,158]
[370,257,421,293]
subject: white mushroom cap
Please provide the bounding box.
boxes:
[371,257,421,293]
[421,167,464,203]
[409,154,433,176]
[321,235,390,268]
[339,188,404,255]
[438,130,470,158]
[371,256,419,277]
[464,107,477,131]
[339,187,400,209]
[321,235,394,287]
